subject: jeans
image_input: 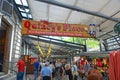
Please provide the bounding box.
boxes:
[74,75,78,80]
[34,70,39,80]
[17,72,24,80]
[43,76,51,80]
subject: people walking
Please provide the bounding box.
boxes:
[17,56,26,80]
[49,62,55,78]
[64,64,73,80]
[72,61,78,80]
[34,58,41,80]
[40,63,52,80]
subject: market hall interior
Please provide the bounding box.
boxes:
[0,0,120,80]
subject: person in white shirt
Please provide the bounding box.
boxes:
[72,61,78,80]
[49,62,55,78]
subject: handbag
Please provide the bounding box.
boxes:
[62,75,69,80]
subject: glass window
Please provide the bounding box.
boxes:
[14,0,32,19]
[105,35,120,51]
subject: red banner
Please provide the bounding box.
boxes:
[22,20,92,38]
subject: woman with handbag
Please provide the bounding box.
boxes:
[63,64,73,80]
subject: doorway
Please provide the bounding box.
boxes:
[0,30,6,72]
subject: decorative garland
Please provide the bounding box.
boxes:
[36,43,52,58]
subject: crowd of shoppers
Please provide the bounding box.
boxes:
[16,56,104,80]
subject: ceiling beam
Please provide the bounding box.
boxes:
[38,35,85,46]
[50,55,69,58]
[24,39,74,55]
[98,10,120,28]
[36,0,119,22]
[86,0,112,24]
[16,4,29,9]
[23,35,85,49]
[51,51,109,58]
[74,53,109,57]
[65,0,78,22]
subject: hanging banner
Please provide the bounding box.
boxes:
[22,20,93,38]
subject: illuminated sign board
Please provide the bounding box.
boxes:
[22,20,92,38]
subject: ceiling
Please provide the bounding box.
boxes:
[26,0,120,40]
[12,0,120,56]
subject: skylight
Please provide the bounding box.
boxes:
[14,0,32,20]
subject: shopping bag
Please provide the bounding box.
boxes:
[62,75,69,80]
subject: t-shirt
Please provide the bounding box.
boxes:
[72,65,78,75]
[17,59,26,72]
[34,61,40,70]
[55,62,62,67]
[41,66,52,76]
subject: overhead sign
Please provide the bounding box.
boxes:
[22,20,93,38]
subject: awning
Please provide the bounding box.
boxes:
[109,50,120,80]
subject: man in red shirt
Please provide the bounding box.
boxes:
[17,56,26,80]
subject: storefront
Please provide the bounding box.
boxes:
[0,13,22,74]
[0,16,12,72]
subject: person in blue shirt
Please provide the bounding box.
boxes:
[84,60,93,76]
[34,59,40,80]
[40,63,52,80]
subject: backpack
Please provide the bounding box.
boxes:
[60,66,64,74]
[60,65,65,75]
[39,64,42,71]
[72,65,78,76]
